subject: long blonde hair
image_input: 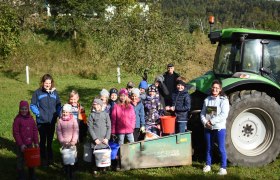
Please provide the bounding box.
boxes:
[118,94,131,108]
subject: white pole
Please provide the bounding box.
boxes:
[117,65,121,84]
[26,65,29,84]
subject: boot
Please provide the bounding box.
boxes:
[17,169,25,180]
[28,168,37,180]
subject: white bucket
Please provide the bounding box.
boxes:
[60,146,77,165]
[93,146,111,167]
[83,143,92,162]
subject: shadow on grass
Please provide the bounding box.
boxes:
[2,70,21,81]
[27,85,101,110]
[0,137,17,154]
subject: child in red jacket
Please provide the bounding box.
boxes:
[13,100,39,180]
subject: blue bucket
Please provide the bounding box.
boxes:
[109,141,120,160]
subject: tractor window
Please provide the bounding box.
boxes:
[213,42,240,75]
[242,39,262,73]
[263,40,280,82]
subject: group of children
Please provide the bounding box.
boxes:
[12,73,192,179]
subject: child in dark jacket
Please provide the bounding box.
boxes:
[108,88,118,116]
[130,88,145,141]
[166,80,191,133]
[13,101,39,180]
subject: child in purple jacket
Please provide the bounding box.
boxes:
[144,85,164,135]
[13,101,39,180]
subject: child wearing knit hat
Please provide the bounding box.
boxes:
[99,89,110,113]
[88,98,111,174]
[130,88,145,141]
[138,80,148,102]
[166,79,191,133]
[57,103,79,179]
[144,85,164,136]
[13,100,39,180]
[108,88,118,115]
[111,88,136,145]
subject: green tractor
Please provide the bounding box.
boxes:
[188,16,280,167]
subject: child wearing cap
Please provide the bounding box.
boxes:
[144,85,164,135]
[108,88,118,115]
[111,88,136,145]
[56,104,79,179]
[99,89,111,113]
[88,98,111,174]
[130,88,145,141]
[126,81,135,96]
[166,79,191,133]
[13,100,39,180]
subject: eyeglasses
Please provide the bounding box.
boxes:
[211,87,220,90]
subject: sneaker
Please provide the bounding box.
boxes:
[203,165,211,173]
[217,168,227,175]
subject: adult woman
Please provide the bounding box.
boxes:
[200,80,230,175]
[30,74,61,166]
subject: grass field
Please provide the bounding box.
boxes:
[1,72,280,179]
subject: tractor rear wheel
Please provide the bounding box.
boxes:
[227,90,280,166]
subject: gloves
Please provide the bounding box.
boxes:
[140,126,145,133]
[20,145,26,152]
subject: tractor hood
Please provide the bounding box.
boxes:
[187,71,280,95]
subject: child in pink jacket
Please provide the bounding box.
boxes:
[111,88,136,145]
[56,104,79,179]
[13,100,39,180]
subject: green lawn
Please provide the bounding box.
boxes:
[1,72,280,179]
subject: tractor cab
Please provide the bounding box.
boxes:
[208,16,280,84]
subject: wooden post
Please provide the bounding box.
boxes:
[26,65,29,84]
[117,65,121,84]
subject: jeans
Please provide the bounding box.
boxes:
[37,122,56,160]
[204,128,227,168]
[176,121,187,133]
[117,133,134,145]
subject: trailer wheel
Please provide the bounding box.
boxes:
[227,90,280,166]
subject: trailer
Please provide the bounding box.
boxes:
[119,131,192,170]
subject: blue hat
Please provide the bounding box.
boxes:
[139,80,148,90]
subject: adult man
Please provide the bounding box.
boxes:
[163,63,180,106]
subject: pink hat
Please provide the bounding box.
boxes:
[19,100,30,116]
[119,88,128,96]
[20,101,29,108]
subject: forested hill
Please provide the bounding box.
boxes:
[1,0,280,78]
[162,0,280,31]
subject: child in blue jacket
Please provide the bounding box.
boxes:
[130,88,145,141]
[30,74,61,166]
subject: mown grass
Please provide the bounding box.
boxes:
[1,72,280,180]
